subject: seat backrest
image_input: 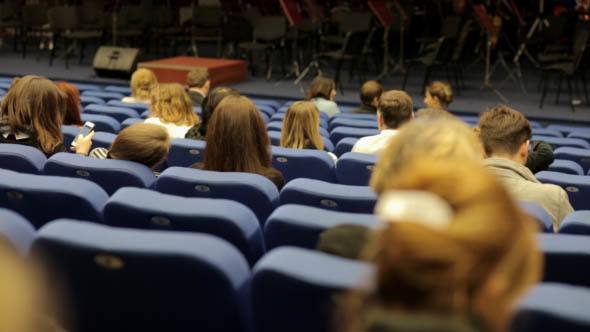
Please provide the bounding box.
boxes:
[537,233,590,287]
[330,127,379,146]
[336,152,377,186]
[334,137,359,157]
[546,125,590,135]
[251,246,374,332]
[280,178,377,213]
[80,113,122,134]
[44,153,156,196]
[271,146,336,182]
[32,220,251,332]
[535,171,590,210]
[80,95,105,106]
[166,138,206,167]
[84,104,140,122]
[328,118,377,132]
[105,86,133,95]
[559,211,590,235]
[548,159,584,176]
[330,112,376,121]
[532,136,590,150]
[0,169,107,228]
[264,204,381,250]
[534,128,564,138]
[81,90,125,100]
[103,187,264,265]
[512,283,590,332]
[121,118,143,130]
[568,131,590,144]
[554,147,590,174]
[61,125,80,148]
[0,143,47,174]
[0,208,35,255]
[90,131,117,150]
[518,200,554,232]
[156,167,279,225]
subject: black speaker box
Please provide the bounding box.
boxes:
[92,46,141,79]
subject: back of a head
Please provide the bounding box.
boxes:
[426,81,454,109]
[56,82,83,126]
[360,81,383,106]
[150,83,199,126]
[199,87,240,137]
[415,108,457,122]
[478,105,532,157]
[378,90,414,129]
[305,75,335,100]
[186,68,210,88]
[280,101,324,150]
[371,120,483,194]
[130,68,158,101]
[204,95,271,173]
[109,123,171,169]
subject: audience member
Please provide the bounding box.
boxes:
[280,101,325,150]
[192,96,285,190]
[185,87,240,140]
[351,90,414,156]
[338,158,541,332]
[424,81,454,110]
[349,81,383,114]
[0,76,67,157]
[56,82,83,127]
[415,107,457,121]
[122,68,158,104]
[478,105,573,231]
[186,68,210,107]
[145,83,200,138]
[305,75,340,117]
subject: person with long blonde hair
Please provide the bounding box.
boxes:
[280,101,324,150]
[145,83,200,138]
[122,68,158,104]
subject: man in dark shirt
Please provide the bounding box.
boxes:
[349,80,383,114]
[186,68,210,107]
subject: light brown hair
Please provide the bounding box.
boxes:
[360,81,383,106]
[0,76,65,155]
[415,107,457,121]
[204,96,272,174]
[108,123,170,169]
[149,83,200,126]
[426,81,454,109]
[378,90,414,129]
[187,68,210,88]
[478,105,532,157]
[56,82,83,126]
[198,87,240,138]
[130,68,158,101]
[305,75,336,100]
[281,101,324,150]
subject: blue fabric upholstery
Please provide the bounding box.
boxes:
[81,90,125,100]
[44,153,156,195]
[84,104,140,122]
[330,127,379,145]
[330,113,377,121]
[256,104,276,117]
[568,131,590,143]
[0,143,47,174]
[546,125,590,135]
[537,233,590,287]
[533,128,564,138]
[104,187,264,265]
[271,146,336,182]
[80,113,122,133]
[518,201,554,232]
[121,117,143,130]
[336,152,377,185]
[328,118,378,131]
[107,99,150,111]
[156,167,279,225]
[280,178,377,213]
[72,83,101,92]
[532,136,590,149]
[0,169,107,228]
[80,95,105,106]
[250,98,281,110]
[0,208,35,255]
[535,171,590,210]
[250,246,374,332]
[334,137,359,157]
[91,132,116,150]
[61,125,80,149]
[547,159,584,175]
[141,110,151,118]
[32,219,251,332]
[559,211,590,235]
[512,283,590,332]
[104,85,132,94]
[264,204,381,250]
[166,139,206,167]
[554,147,590,174]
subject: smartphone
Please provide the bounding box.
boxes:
[71,121,95,147]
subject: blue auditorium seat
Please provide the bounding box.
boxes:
[256,104,276,117]
[84,104,140,122]
[554,147,590,174]
[328,118,378,132]
[259,111,270,123]
[156,167,279,224]
[32,220,251,332]
[44,153,156,196]
[537,233,590,287]
[568,131,590,143]
[559,211,590,235]
[264,204,382,250]
[333,113,377,121]
[0,169,107,228]
[532,136,590,150]
[334,137,359,157]
[80,95,105,106]
[72,83,102,92]
[547,159,584,175]
[250,246,374,332]
[250,98,281,110]
[80,113,122,133]
[546,124,590,135]
[518,201,554,232]
[340,105,359,112]
[103,187,264,265]
[0,144,47,174]
[141,110,151,118]
[104,85,132,94]
[166,139,206,167]
[533,128,564,138]
[107,99,150,111]
[0,88,6,95]
[330,127,379,145]
[535,171,590,210]
[81,90,125,100]
[61,125,80,148]
[90,132,116,150]
[267,131,334,152]
[121,118,143,130]
[280,178,377,213]
[271,146,336,182]
[336,152,377,186]
[0,208,35,255]
[512,283,590,332]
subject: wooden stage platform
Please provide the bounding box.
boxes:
[138,56,247,86]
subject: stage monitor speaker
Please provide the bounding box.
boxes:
[92,46,141,79]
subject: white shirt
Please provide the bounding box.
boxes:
[310,97,341,117]
[351,129,398,156]
[144,117,193,139]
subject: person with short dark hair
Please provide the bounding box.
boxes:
[350,81,383,114]
[185,87,240,141]
[352,90,414,155]
[479,105,573,231]
[186,68,210,107]
[305,75,340,117]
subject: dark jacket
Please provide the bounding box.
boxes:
[526,140,554,174]
[185,123,205,140]
[0,133,66,157]
[349,104,377,114]
[188,90,205,107]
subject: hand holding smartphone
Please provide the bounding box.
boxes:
[71,121,95,147]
